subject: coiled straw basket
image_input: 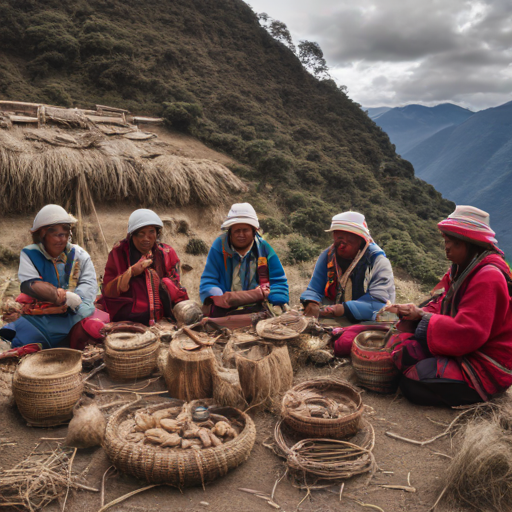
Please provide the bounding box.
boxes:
[12,348,83,427]
[351,330,400,393]
[104,330,160,381]
[103,400,256,487]
[282,378,363,439]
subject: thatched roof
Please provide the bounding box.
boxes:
[0,102,246,213]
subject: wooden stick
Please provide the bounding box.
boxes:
[82,179,109,255]
[82,363,106,383]
[101,466,115,508]
[61,447,77,512]
[182,326,212,346]
[97,484,161,512]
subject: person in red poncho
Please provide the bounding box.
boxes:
[390,205,512,406]
[98,209,188,326]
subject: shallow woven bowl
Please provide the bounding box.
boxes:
[104,331,160,381]
[351,330,400,394]
[12,348,83,427]
[256,313,309,340]
[103,400,256,487]
[282,378,363,439]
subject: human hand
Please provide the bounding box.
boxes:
[131,256,153,276]
[393,303,424,321]
[65,291,82,311]
[303,301,320,318]
[57,288,67,305]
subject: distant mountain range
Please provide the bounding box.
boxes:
[365,103,475,154]
[365,101,512,256]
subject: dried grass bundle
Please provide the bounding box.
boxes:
[0,127,246,213]
[0,442,95,510]
[213,367,247,410]
[235,340,293,410]
[435,412,512,512]
[164,334,216,400]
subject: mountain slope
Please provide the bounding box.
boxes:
[364,106,392,120]
[372,103,474,155]
[406,101,512,254]
[0,0,454,283]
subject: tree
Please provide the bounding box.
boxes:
[298,40,330,79]
[258,13,296,53]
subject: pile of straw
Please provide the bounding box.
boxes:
[434,401,512,512]
[213,367,247,410]
[0,442,94,510]
[0,127,246,213]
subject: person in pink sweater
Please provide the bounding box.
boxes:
[391,205,512,406]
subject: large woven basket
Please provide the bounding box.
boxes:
[351,330,400,394]
[104,330,160,381]
[164,333,216,400]
[12,348,83,427]
[282,378,363,439]
[103,400,256,487]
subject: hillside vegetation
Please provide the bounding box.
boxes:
[0,0,454,284]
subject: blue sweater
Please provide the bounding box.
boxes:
[200,233,289,305]
[300,243,395,321]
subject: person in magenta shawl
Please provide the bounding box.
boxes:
[98,209,188,325]
[391,205,512,406]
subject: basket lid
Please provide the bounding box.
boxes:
[105,330,157,352]
[16,348,82,379]
[256,313,309,340]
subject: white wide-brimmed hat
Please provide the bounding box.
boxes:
[325,211,372,242]
[127,209,163,234]
[221,203,259,230]
[30,205,77,233]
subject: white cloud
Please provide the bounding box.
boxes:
[247,0,512,110]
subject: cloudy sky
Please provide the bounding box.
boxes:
[248,0,512,111]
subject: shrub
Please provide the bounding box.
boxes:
[185,238,209,255]
[208,132,245,154]
[162,101,203,132]
[244,139,274,164]
[42,83,73,107]
[260,217,291,237]
[289,198,333,241]
[287,236,319,264]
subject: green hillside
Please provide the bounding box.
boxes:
[0,0,454,284]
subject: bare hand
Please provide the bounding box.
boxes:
[393,303,424,321]
[56,288,67,305]
[131,257,153,276]
[304,301,320,318]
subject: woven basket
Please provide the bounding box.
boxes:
[104,330,160,381]
[256,312,309,340]
[351,330,400,394]
[103,400,256,487]
[282,378,363,439]
[12,348,83,427]
[164,333,216,400]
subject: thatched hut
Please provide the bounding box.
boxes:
[0,101,247,215]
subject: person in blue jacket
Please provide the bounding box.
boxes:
[200,203,289,317]
[301,211,395,322]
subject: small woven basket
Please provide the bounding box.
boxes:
[282,378,363,439]
[104,330,160,381]
[103,400,256,487]
[12,348,83,427]
[351,330,400,394]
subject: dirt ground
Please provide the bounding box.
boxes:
[0,354,478,512]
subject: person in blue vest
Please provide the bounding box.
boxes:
[199,203,289,317]
[301,211,395,322]
[0,205,98,349]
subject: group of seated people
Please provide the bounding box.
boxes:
[1,202,511,408]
